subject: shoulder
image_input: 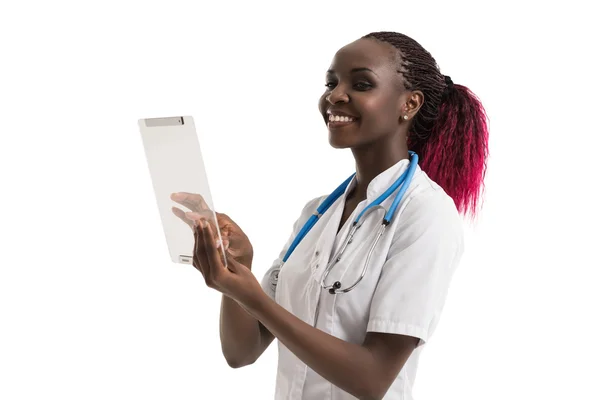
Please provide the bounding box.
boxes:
[390,168,464,251]
[300,194,328,215]
[403,166,462,223]
[297,193,329,218]
[287,193,329,230]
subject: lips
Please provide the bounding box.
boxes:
[327,109,358,118]
[326,109,359,128]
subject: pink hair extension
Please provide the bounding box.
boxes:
[411,85,489,218]
[363,32,490,218]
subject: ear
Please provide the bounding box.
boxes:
[399,90,424,122]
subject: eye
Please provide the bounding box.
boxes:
[325,81,337,89]
[354,81,372,91]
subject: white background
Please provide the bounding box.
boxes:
[1,0,599,399]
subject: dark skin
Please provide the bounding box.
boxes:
[319,38,424,232]
[172,38,426,399]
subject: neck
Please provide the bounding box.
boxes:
[350,140,409,200]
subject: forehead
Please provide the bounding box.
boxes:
[327,38,400,75]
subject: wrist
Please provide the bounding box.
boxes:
[243,289,271,319]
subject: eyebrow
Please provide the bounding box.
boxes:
[327,67,378,76]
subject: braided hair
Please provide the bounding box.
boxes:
[363,32,490,218]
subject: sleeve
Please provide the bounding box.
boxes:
[366,189,465,347]
[260,196,325,301]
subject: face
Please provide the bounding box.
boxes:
[318,38,414,149]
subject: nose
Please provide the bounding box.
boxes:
[326,85,349,104]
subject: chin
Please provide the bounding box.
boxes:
[328,133,356,149]
[326,123,362,149]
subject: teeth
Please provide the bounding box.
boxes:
[328,115,354,122]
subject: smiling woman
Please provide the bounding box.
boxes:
[183,31,489,400]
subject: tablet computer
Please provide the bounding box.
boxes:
[138,115,227,266]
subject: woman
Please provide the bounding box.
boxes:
[171,31,489,400]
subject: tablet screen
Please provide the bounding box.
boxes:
[138,116,227,267]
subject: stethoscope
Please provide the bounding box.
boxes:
[279,151,419,296]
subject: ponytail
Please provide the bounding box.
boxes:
[363,31,490,218]
[408,82,490,218]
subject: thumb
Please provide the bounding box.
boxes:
[225,252,246,273]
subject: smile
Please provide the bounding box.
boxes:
[327,114,359,129]
[328,115,356,123]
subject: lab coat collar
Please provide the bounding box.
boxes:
[343,157,416,202]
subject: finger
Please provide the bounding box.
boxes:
[193,226,205,277]
[218,224,232,248]
[192,226,202,275]
[172,207,194,230]
[185,211,218,229]
[202,222,226,279]
[184,206,232,228]
[225,245,247,258]
[190,211,227,248]
[224,251,245,273]
[215,211,233,224]
[170,192,211,213]
[193,223,212,280]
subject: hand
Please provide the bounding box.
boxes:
[170,192,254,268]
[193,219,264,307]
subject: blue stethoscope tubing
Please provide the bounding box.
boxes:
[279,151,419,295]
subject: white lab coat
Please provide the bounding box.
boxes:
[261,158,464,399]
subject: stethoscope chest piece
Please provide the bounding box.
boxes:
[281,151,419,295]
[329,281,342,294]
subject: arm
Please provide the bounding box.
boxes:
[245,292,419,400]
[219,294,274,368]
[218,197,326,368]
[240,191,462,399]
[196,189,461,398]
[219,251,275,368]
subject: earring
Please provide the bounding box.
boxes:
[403,115,409,120]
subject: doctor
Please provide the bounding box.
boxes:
[172,31,489,399]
